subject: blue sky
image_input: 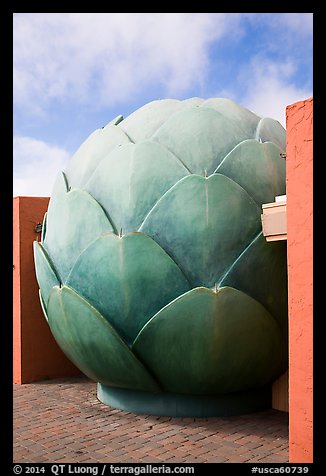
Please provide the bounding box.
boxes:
[13,13,313,197]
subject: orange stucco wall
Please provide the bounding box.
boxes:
[286,98,313,462]
[13,196,82,383]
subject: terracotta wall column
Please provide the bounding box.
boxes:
[286,98,313,463]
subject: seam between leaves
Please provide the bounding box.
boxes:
[217,230,263,287]
[214,139,254,173]
[36,242,62,289]
[116,127,135,144]
[80,130,134,189]
[69,188,118,236]
[150,139,193,174]
[51,284,162,390]
[64,231,116,285]
[138,175,193,231]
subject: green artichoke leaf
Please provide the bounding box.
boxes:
[140,174,261,288]
[84,140,190,232]
[216,139,286,207]
[118,99,185,142]
[200,98,260,137]
[64,124,132,188]
[255,117,286,152]
[43,171,114,282]
[33,241,61,305]
[66,232,191,345]
[47,285,161,392]
[106,114,124,126]
[219,232,288,337]
[133,286,283,395]
[151,106,252,174]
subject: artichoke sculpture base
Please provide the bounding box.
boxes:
[97,384,272,418]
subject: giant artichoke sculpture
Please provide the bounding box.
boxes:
[34,98,288,417]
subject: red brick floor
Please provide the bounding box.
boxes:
[13,377,288,463]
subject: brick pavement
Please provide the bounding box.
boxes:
[13,377,288,463]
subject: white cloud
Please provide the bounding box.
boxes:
[13,136,70,197]
[240,56,312,127]
[13,13,242,112]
